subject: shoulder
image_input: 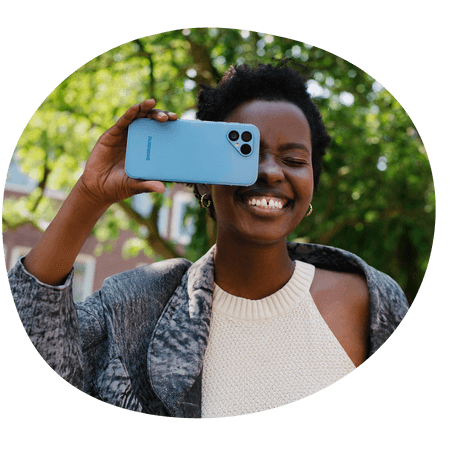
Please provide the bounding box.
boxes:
[100,257,192,301]
[311,268,369,306]
[104,257,191,284]
[290,241,410,355]
[289,241,371,309]
[288,241,407,302]
[309,267,370,335]
[310,268,370,324]
[310,267,370,367]
[288,241,371,274]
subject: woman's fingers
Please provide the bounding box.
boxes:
[136,99,159,118]
[128,179,166,195]
[147,108,178,122]
[113,99,157,133]
[112,100,177,131]
[115,98,178,126]
[166,111,178,120]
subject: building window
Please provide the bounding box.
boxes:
[171,191,196,245]
[132,192,169,238]
[72,254,96,302]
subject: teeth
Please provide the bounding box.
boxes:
[246,197,284,209]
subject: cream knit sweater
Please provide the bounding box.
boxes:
[201,260,355,418]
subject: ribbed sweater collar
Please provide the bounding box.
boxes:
[212,260,315,321]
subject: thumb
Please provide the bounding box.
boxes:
[130,179,166,195]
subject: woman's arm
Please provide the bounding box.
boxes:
[23,99,177,286]
[22,180,109,286]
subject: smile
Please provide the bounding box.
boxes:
[238,196,289,213]
[245,197,287,210]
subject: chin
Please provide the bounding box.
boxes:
[230,224,292,246]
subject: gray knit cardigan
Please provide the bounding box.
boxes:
[8,242,409,418]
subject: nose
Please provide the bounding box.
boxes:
[257,153,284,185]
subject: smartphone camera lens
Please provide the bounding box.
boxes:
[241,144,252,155]
[228,130,239,141]
[241,131,252,142]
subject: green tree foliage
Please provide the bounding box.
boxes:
[3,28,434,303]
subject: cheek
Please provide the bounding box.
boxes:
[289,168,314,197]
[211,187,235,216]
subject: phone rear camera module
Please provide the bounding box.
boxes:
[241,131,252,142]
[228,130,239,141]
[241,144,252,155]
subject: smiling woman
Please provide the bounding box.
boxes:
[192,65,382,417]
[8,60,409,418]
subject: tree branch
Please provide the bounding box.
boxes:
[185,35,221,86]
[134,39,155,99]
[3,217,45,234]
[30,154,51,213]
[118,200,181,260]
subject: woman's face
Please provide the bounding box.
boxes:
[204,99,314,245]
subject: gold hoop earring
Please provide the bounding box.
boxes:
[305,203,313,217]
[200,194,211,209]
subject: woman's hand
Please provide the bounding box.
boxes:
[77,99,178,208]
[23,99,178,285]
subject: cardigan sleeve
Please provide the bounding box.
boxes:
[8,254,192,413]
[8,257,106,392]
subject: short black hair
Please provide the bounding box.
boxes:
[191,60,332,219]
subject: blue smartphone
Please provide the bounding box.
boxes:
[125,118,260,186]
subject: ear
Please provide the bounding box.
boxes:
[196,184,212,197]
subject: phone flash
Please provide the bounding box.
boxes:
[235,143,239,147]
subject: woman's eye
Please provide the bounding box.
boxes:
[284,159,305,166]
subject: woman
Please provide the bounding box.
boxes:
[9,62,409,418]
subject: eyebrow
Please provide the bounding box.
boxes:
[260,140,311,154]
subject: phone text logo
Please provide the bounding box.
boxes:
[146,136,152,161]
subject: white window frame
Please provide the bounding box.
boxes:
[170,191,196,245]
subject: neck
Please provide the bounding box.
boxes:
[214,235,295,300]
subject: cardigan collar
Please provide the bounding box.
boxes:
[148,245,216,417]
